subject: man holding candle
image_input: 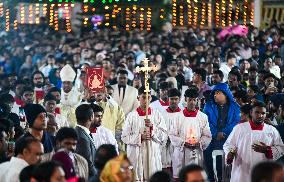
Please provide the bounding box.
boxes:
[223,101,284,182]
[169,87,212,180]
[121,86,167,181]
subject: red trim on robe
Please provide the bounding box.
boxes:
[15,98,24,107]
[166,107,181,113]
[249,120,264,130]
[159,99,169,106]
[136,107,152,116]
[265,146,273,159]
[90,127,97,133]
[55,107,61,114]
[183,108,198,117]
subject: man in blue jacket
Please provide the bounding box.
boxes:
[203,83,240,181]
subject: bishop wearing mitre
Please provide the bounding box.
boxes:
[60,64,83,127]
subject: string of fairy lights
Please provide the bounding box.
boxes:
[2,0,255,32]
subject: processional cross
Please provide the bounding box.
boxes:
[135,58,158,180]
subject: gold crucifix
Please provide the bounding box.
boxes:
[135,58,158,119]
[135,58,157,181]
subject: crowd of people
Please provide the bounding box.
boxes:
[0,16,284,182]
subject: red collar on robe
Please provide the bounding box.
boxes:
[166,107,181,113]
[183,108,198,117]
[136,107,152,116]
[249,120,264,130]
[14,98,24,107]
[90,127,97,133]
[159,99,169,106]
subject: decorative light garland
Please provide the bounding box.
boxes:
[146,7,151,31]
[5,9,10,31]
[228,0,233,26]
[172,0,177,27]
[250,1,254,25]
[193,0,198,27]
[0,3,3,17]
[187,0,192,25]
[221,0,226,27]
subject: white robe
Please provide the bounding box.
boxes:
[150,100,168,114]
[91,126,119,153]
[55,114,69,128]
[169,110,212,178]
[121,108,167,181]
[60,88,82,127]
[161,109,183,168]
[223,122,284,182]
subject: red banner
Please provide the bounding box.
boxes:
[85,67,105,93]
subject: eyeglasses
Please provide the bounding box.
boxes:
[120,165,134,173]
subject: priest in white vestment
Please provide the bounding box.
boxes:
[121,86,167,181]
[90,103,119,153]
[60,64,82,127]
[224,101,284,182]
[169,87,212,179]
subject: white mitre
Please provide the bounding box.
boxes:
[60,64,76,82]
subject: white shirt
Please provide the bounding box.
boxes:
[91,126,119,153]
[219,63,232,82]
[0,157,29,182]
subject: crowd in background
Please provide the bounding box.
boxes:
[0,16,284,182]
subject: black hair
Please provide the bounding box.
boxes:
[32,161,63,182]
[0,118,14,133]
[117,69,128,76]
[75,104,94,123]
[55,127,78,142]
[0,102,10,119]
[251,101,266,109]
[194,68,207,81]
[94,144,118,170]
[105,85,114,90]
[229,70,242,81]
[0,93,15,103]
[168,88,181,98]
[149,171,172,182]
[263,73,277,81]
[15,137,40,156]
[184,87,199,98]
[234,90,249,102]
[31,70,44,80]
[241,104,252,115]
[90,103,104,113]
[249,85,260,93]
[213,70,224,79]
[248,67,258,72]
[20,86,34,96]
[48,87,61,94]
[159,81,169,90]
[251,161,283,182]
[179,164,205,182]
[44,94,57,103]
[19,165,36,182]
[138,86,146,95]
[15,80,27,87]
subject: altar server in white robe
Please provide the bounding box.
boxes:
[161,88,183,170]
[150,81,170,113]
[224,101,284,182]
[60,64,82,127]
[121,86,167,182]
[90,103,119,153]
[169,87,212,179]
